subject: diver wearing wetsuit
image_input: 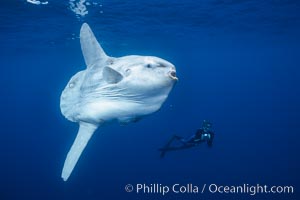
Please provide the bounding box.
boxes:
[159,120,214,158]
[187,120,214,146]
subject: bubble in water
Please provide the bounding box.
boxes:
[69,0,89,17]
[27,0,48,5]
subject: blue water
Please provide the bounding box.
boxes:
[1,0,300,199]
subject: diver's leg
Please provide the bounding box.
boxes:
[160,144,195,158]
[164,135,182,148]
[159,135,182,158]
[178,138,189,145]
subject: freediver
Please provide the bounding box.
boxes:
[159,120,214,158]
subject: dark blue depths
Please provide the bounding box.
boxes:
[0,1,299,200]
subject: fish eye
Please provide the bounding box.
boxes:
[146,64,152,68]
[69,82,74,88]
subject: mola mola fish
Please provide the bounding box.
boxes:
[60,23,178,181]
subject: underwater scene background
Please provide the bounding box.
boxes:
[1,0,300,199]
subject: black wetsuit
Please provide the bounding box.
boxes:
[159,129,214,158]
[187,129,214,147]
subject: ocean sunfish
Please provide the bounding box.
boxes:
[60,23,178,181]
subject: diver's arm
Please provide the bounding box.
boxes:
[207,131,214,147]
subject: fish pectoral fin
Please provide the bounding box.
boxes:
[103,66,123,84]
[61,122,98,181]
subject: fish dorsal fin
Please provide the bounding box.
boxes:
[103,66,123,84]
[80,23,108,68]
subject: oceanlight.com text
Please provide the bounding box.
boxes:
[208,183,294,195]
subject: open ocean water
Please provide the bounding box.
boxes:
[1,0,300,200]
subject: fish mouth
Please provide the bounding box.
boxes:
[168,70,178,81]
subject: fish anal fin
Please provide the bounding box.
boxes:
[61,122,98,181]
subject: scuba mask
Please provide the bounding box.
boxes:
[202,120,212,132]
